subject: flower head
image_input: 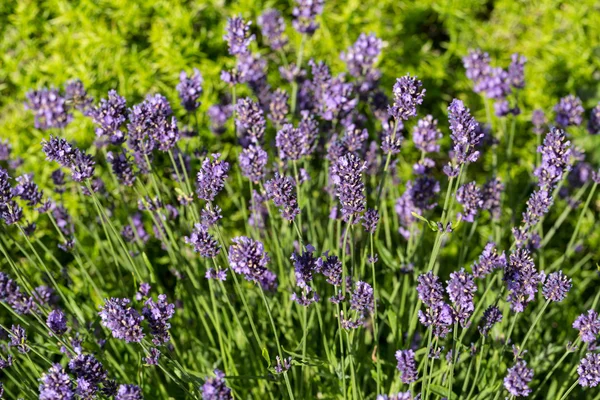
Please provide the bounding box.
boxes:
[542,271,572,302]
[534,127,571,189]
[47,309,68,335]
[573,310,600,343]
[503,360,533,397]
[196,154,230,202]
[554,95,584,127]
[239,145,268,183]
[258,9,287,51]
[25,88,72,130]
[90,90,127,144]
[228,237,275,289]
[236,98,266,145]
[224,16,254,56]
[413,115,442,153]
[201,369,232,400]
[142,294,175,345]
[39,364,74,400]
[292,0,324,35]
[69,354,107,385]
[471,243,506,278]
[448,99,483,164]
[395,349,417,384]
[478,306,502,336]
[416,272,444,308]
[388,74,425,121]
[578,353,600,387]
[264,173,300,221]
[331,153,366,223]
[588,102,600,135]
[177,68,203,111]
[115,384,143,400]
[456,181,483,223]
[98,298,144,343]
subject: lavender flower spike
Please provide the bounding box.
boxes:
[224,16,254,56]
[448,99,483,164]
[115,384,143,400]
[578,353,600,387]
[177,68,203,112]
[264,173,300,222]
[39,364,74,400]
[258,9,287,51]
[395,349,417,384]
[542,271,572,302]
[331,153,366,223]
[573,310,600,343]
[201,369,232,399]
[388,74,425,121]
[98,298,144,343]
[503,360,533,397]
[554,94,584,127]
[456,181,483,223]
[292,0,324,35]
[196,153,230,202]
[238,145,267,183]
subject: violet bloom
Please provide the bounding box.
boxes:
[463,49,491,91]
[317,252,342,286]
[90,89,127,144]
[361,209,379,234]
[395,349,417,384]
[341,33,383,91]
[534,127,571,189]
[12,174,43,206]
[456,181,483,223]
[292,244,318,289]
[419,301,454,338]
[504,360,533,397]
[292,0,324,35]
[201,369,232,400]
[268,88,289,125]
[331,153,366,223]
[478,306,502,336]
[446,269,476,326]
[413,115,442,153]
[508,53,526,89]
[185,224,220,258]
[504,248,543,312]
[350,281,374,316]
[532,109,546,135]
[9,324,28,353]
[236,97,266,145]
[98,298,144,343]
[115,384,143,400]
[264,173,300,221]
[481,177,503,221]
[408,176,440,210]
[388,74,425,121]
[578,353,600,387]
[177,68,203,112]
[228,236,275,290]
[522,189,552,227]
[47,309,68,335]
[448,99,483,165]
[588,102,600,135]
[343,124,369,153]
[208,104,233,135]
[39,364,74,400]
[573,310,600,343]
[107,151,136,186]
[127,94,179,153]
[41,135,74,167]
[201,205,223,229]
[0,139,10,161]
[196,153,230,202]
[223,16,254,56]
[25,87,72,130]
[554,95,584,127]
[258,9,287,51]
[381,126,403,155]
[416,272,444,308]
[142,294,175,345]
[276,124,305,161]
[68,354,107,385]
[239,145,267,183]
[64,79,93,114]
[471,243,506,278]
[542,271,572,302]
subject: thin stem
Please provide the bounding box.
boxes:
[516,299,551,358]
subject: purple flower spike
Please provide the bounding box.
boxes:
[239,145,268,183]
[504,360,533,397]
[202,369,232,400]
[478,306,502,336]
[578,353,600,387]
[268,88,289,125]
[542,271,572,302]
[228,236,275,290]
[471,243,506,278]
[361,209,379,234]
[448,99,483,164]
[456,181,483,223]
[588,102,600,135]
[534,127,571,189]
[258,9,287,51]
[331,153,366,223]
[224,16,254,56]
[416,272,444,308]
[115,384,143,400]
[196,153,230,202]
[142,294,175,345]
[25,88,73,130]
[90,89,127,144]
[292,0,324,35]
[177,68,203,112]
[185,224,220,258]
[64,79,93,114]
[98,298,144,343]
[573,310,600,343]
[554,95,584,127]
[47,309,68,335]
[264,173,300,222]
[39,364,74,400]
[413,115,442,153]
[463,49,491,90]
[508,53,526,89]
[236,98,266,145]
[395,349,417,384]
[388,74,425,121]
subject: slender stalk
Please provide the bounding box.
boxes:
[558,381,579,400]
[516,299,550,358]
[258,286,295,400]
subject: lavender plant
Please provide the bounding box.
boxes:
[0,5,599,400]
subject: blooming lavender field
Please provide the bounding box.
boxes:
[1,1,600,399]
